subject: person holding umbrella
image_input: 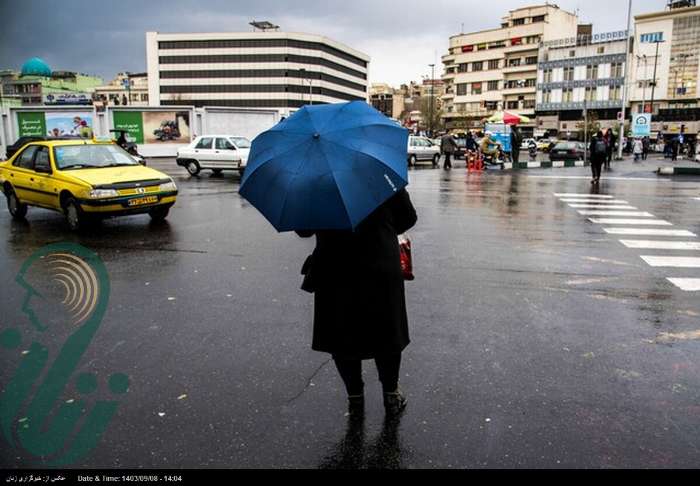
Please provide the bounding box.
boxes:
[240,101,418,418]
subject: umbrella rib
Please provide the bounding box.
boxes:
[321,136,408,183]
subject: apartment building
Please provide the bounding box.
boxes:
[441,4,585,133]
[369,83,405,119]
[146,30,369,115]
[535,31,628,137]
[629,0,700,136]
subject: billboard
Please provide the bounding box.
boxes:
[142,111,190,144]
[17,112,46,137]
[43,93,92,105]
[45,112,93,138]
[112,111,145,144]
[632,113,652,137]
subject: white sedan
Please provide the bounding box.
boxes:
[176,135,251,176]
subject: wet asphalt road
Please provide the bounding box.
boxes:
[2,155,700,469]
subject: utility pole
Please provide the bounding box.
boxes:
[584,99,589,163]
[617,0,633,160]
[428,63,435,137]
[649,39,664,116]
[636,55,648,113]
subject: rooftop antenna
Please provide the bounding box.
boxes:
[249,20,280,32]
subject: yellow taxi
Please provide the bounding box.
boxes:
[0,139,177,230]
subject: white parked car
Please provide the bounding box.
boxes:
[176,135,252,176]
[407,136,441,167]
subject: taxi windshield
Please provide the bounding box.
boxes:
[53,144,140,170]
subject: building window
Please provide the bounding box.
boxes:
[640,32,664,43]
[487,80,499,91]
[484,101,499,110]
[507,100,520,109]
[532,15,545,23]
[458,63,468,73]
[488,59,500,70]
[562,88,573,102]
[523,99,536,109]
[586,64,598,79]
[610,85,621,100]
[569,50,576,58]
[526,56,538,65]
[472,82,482,95]
[611,62,623,78]
[513,18,525,26]
[543,69,552,83]
[525,78,537,88]
[597,47,605,54]
[456,83,467,96]
[564,67,574,81]
[543,89,552,103]
[508,58,521,67]
[585,87,597,102]
[472,61,483,72]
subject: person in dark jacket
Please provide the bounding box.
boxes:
[298,188,418,417]
[604,128,616,169]
[440,133,458,170]
[590,131,607,184]
[510,126,522,165]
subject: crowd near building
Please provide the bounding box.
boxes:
[145,24,369,115]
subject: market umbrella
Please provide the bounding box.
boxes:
[487,111,532,125]
[239,101,409,232]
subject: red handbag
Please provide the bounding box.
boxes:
[398,234,415,281]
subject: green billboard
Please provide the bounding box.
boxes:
[17,112,46,137]
[112,111,144,144]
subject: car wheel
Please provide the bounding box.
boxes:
[186,160,200,176]
[149,206,170,222]
[6,188,27,220]
[432,154,440,167]
[63,197,85,231]
[408,155,417,167]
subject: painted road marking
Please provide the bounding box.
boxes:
[641,256,700,268]
[554,193,614,198]
[560,199,629,204]
[569,204,638,210]
[667,278,700,291]
[578,211,654,217]
[603,228,696,237]
[589,218,672,226]
[620,240,700,250]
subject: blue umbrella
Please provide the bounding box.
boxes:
[239,101,409,232]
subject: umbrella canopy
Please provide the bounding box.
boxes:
[239,101,409,232]
[487,111,532,125]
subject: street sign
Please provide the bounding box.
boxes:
[632,113,652,137]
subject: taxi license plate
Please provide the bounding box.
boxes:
[128,195,159,206]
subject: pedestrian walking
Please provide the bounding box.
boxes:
[440,132,458,170]
[298,189,417,418]
[605,128,616,170]
[510,126,522,165]
[633,138,643,162]
[642,136,650,160]
[590,131,607,184]
[239,101,419,419]
[671,135,680,161]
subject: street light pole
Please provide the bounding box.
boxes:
[428,63,435,137]
[617,0,632,160]
[649,39,663,116]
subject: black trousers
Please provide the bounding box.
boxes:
[591,159,603,180]
[333,354,402,395]
[512,149,520,164]
[443,153,452,169]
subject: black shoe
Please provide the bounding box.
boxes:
[383,389,407,417]
[347,394,365,418]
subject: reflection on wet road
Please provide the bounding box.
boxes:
[1,157,700,468]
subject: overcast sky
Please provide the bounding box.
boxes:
[0,0,664,86]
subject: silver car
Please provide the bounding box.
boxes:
[407,136,441,167]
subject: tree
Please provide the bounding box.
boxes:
[417,96,444,133]
[576,111,601,140]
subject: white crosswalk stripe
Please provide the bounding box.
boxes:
[589,218,672,226]
[568,204,637,210]
[667,278,700,291]
[560,199,629,204]
[641,256,700,268]
[603,228,696,237]
[694,197,700,201]
[554,193,614,198]
[619,240,700,250]
[578,211,654,217]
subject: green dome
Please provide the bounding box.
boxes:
[21,57,51,77]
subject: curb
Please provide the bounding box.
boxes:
[657,166,700,176]
[504,160,589,170]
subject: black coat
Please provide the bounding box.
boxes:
[298,189,418,360]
